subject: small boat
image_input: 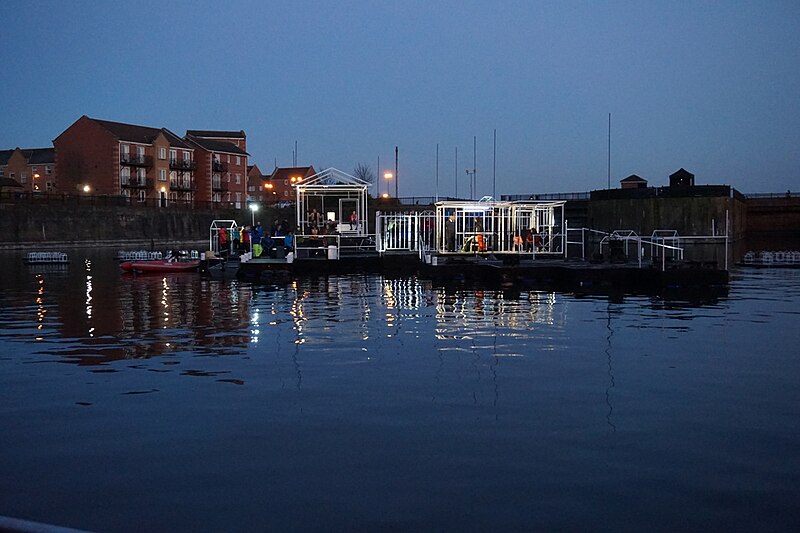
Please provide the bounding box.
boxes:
[120,259,200,273]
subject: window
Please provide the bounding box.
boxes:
[227,155,230,163]
[31,166,37,173]
[121,167,131,181]
[235,173,241,184]
[183,151,190,161]
[136,145,145,157]
[136,168,146,180]
[21,172,28,184]
[159,169,167,181]
[45,166,51,175]
[235,156,241,165]
[0,167,4,176]
[284,179,288,185]
[159,147,167,159]
[169,149,177,161]
[10,172,15,179]
[121,144,130,154]
[170,171,177,181]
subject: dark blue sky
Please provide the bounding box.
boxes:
[2,0,798,196]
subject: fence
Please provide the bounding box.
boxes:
[0,191,238,211]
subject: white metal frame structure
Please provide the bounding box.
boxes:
[431,200,567,256]
[209,219,239,255]
[294,168,369,236]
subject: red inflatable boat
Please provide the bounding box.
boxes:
[120,260,200,273]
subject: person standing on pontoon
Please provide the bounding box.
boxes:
[308,209,322,232]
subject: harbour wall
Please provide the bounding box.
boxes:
[745,196,800,251]
[0,201,253,250]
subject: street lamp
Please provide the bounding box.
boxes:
[384,172,392,197]
[82,184,91,193]
[249,203,259,254]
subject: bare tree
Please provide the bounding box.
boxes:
[353,162,375,184]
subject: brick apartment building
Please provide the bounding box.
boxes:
[54,116,197,205]
[266,166,317,204]
[0,147,55,192]
[247,164,270,202]
[184,130,249,208]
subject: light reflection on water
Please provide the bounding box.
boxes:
[1,249,799,532]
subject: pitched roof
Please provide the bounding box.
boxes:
[88,117,191,148]
[186,130,246,139]
[160,128,192,149]
[0,147,54,165]
[669,167,694,179]
[268,166,316,181]
[25,148,55,165]
[186,135,249,156]
[620,174,646,182]
[91,117,161,144]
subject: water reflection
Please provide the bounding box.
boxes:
[0,249,735,380]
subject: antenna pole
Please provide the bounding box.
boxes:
[435,143,439,202]
[492,128,497,200]
[607,113,611,189]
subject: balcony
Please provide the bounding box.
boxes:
[170,158,197,171]
[120,153,153,167]
[212,160,228,172]
[211,180,228,192]
[170,179,195,192]
[120,177,153,190]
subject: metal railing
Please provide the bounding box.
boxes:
[169,159,196,170]
[0,191,247,211]
[120,153,152,166]
[120,177,152,189]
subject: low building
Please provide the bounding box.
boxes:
[669,168,695,188]
[620,174,647,189]
[247,164,270,203]
[0,147,55,193]
[266,166,317,204]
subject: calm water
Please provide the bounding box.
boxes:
[1,249,799,532]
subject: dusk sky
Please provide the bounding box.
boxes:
[2,0,799,197]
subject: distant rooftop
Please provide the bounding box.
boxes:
[186,130,246,139]
[186,135,249,156]
[89,116,191,149]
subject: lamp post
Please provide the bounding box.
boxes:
[384,172,392,197]
[249,203,259,254]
